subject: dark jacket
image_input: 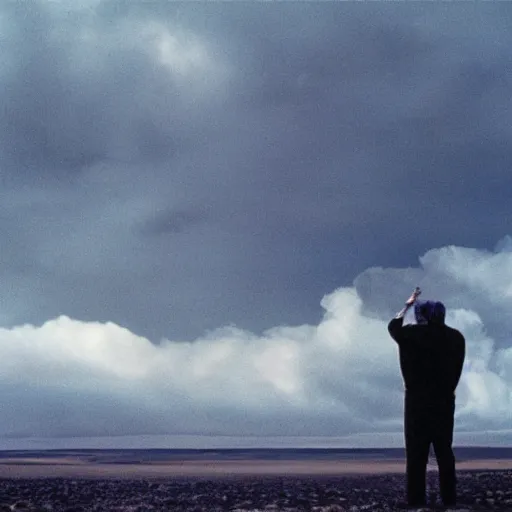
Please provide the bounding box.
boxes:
[388,317,465,400]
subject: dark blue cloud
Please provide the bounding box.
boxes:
[0,1,511,341]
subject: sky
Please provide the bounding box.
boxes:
[1,1,512,448]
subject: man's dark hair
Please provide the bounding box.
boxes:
[414,300,446,325]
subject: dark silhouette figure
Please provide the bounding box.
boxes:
[388,291,465,508]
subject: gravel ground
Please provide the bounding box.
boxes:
[1,471,512,511]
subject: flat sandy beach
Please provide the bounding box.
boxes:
[1,457,512,479]
[2,453,512,510]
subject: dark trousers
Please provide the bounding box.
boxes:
[404,393,456,507]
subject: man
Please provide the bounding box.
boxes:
[388,288,465,508]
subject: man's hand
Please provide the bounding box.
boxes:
[405,287,421,306]
[394,287,421,319]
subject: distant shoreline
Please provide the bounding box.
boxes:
[0,448,511,479]
[1,446,512,460]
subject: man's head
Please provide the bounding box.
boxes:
[414,300,446,325]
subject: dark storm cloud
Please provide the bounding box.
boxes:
[1,1,105,173]
[139,208,208,236]
[1,1,512,341]
[0,1,204,178]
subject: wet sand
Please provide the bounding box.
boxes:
[0,459,406,479]
[1,457,512,479]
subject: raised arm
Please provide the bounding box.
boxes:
[388,316,405,343]
[395,287,421,319]
[388,287,421,344]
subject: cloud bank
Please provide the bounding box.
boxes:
[1,237,512,445]
[2,2,512,344]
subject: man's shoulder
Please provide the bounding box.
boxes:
[396,322,428,332]
[388,318,419,331]
[388,319,426,343]
[444,324,465,343]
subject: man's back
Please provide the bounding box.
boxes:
[388,293,465,508]
[388,318,466,399]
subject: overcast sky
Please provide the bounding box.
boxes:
[1,1,512,448]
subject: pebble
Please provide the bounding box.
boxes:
[0,470,511,510]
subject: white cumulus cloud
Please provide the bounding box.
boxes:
[2,237,512,445]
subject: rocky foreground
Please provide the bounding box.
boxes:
[1,471,512,511]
